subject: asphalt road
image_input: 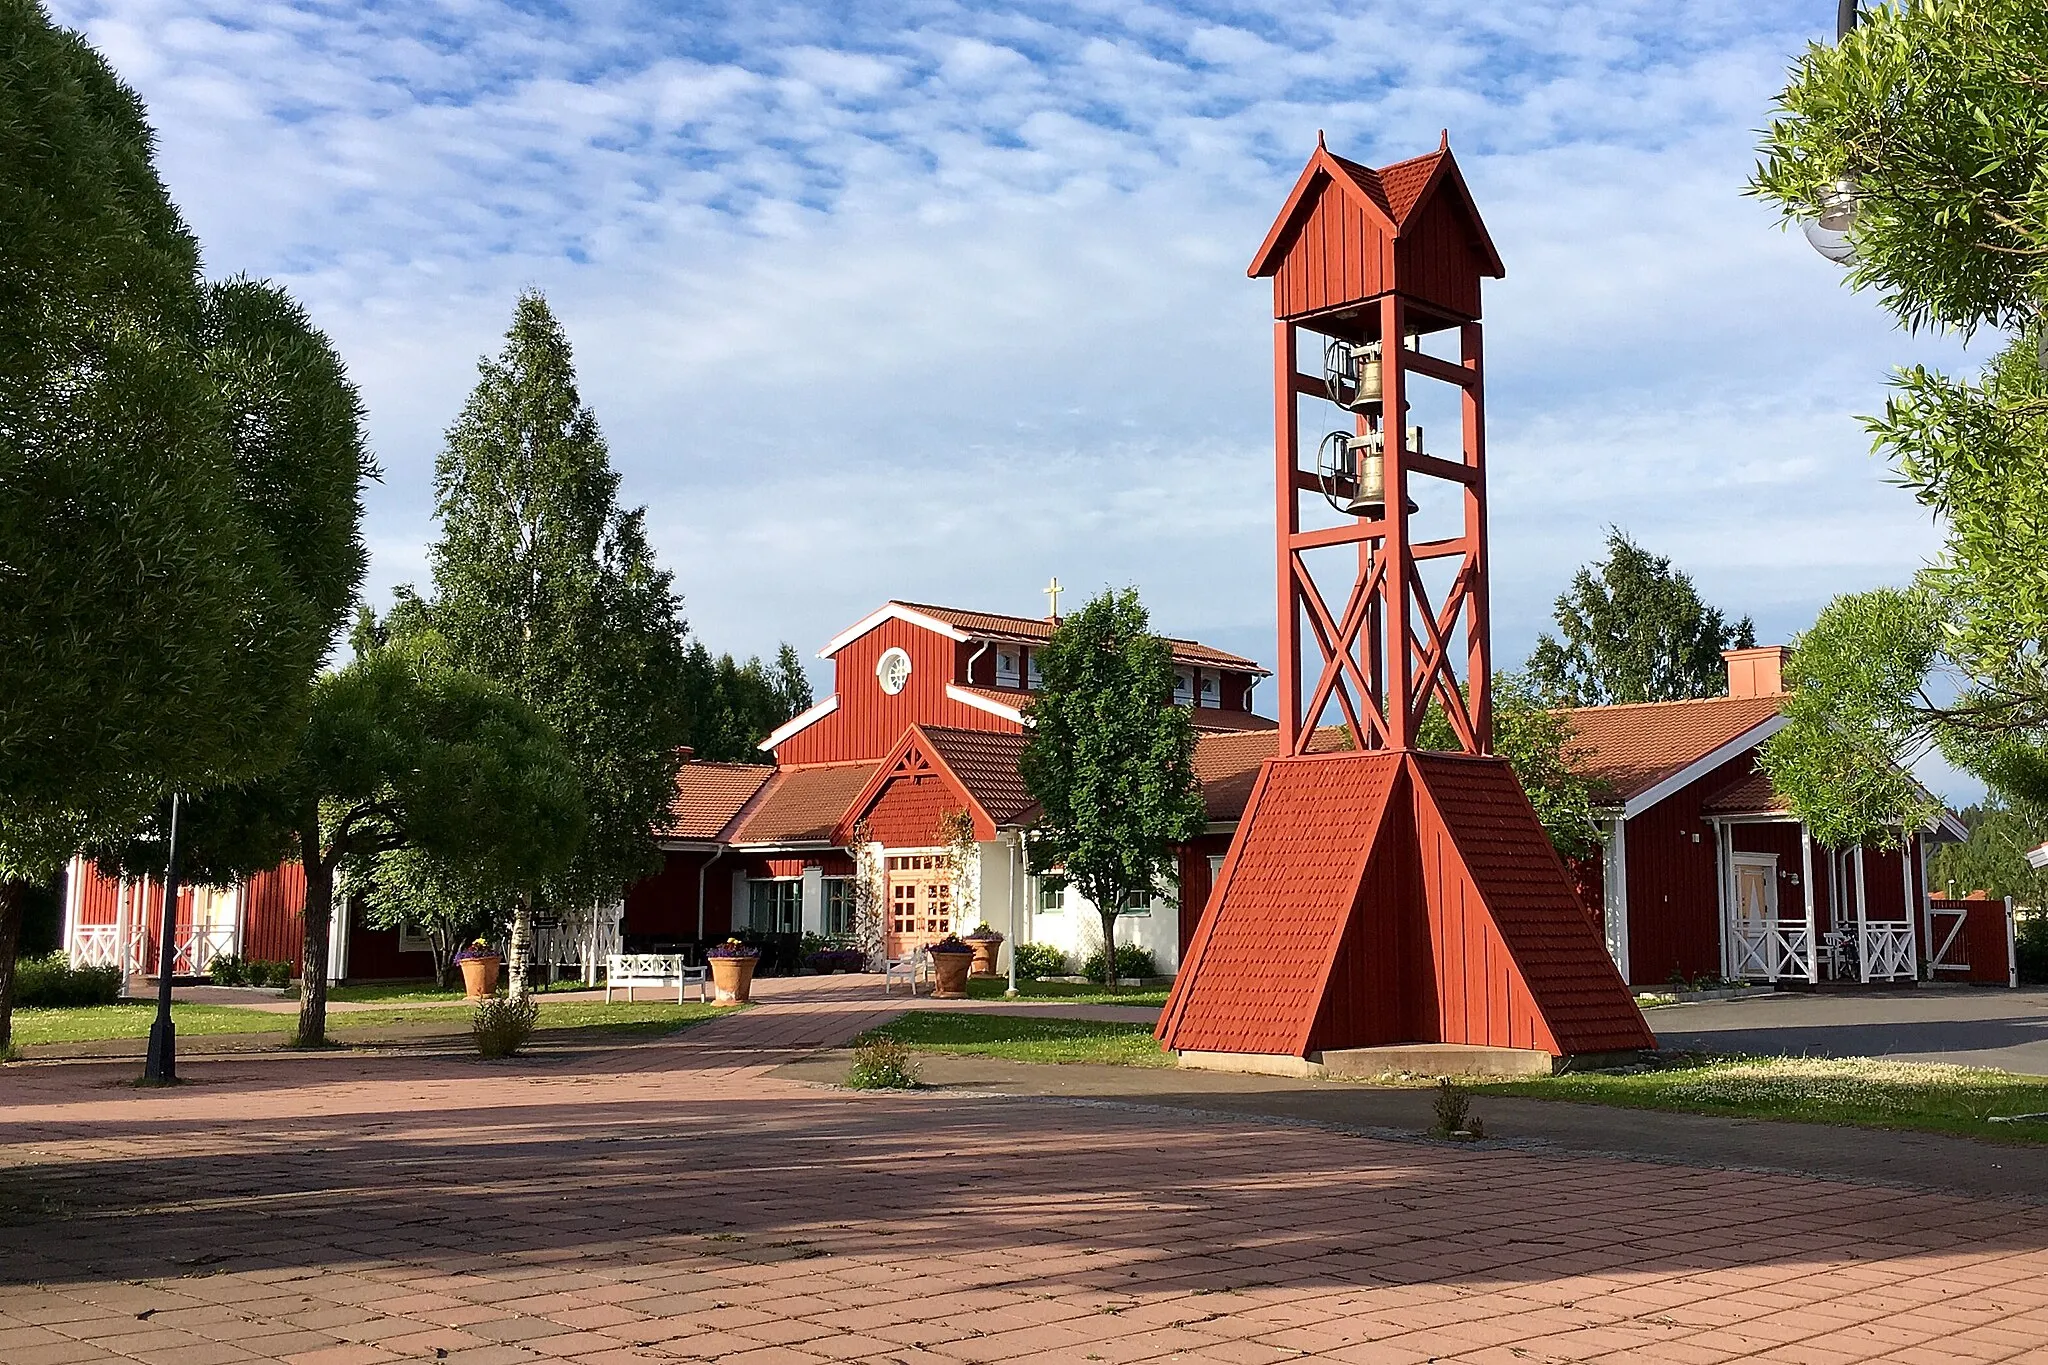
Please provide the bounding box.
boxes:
[1649,986,2048,1074]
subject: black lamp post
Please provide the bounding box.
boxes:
[142,793,183,1083]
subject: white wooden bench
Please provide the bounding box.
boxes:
[604,953,709,1004]
[883,946,932,996]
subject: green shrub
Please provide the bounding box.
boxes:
[208,953,247,986]
[846,1036,919,1089]
[2018,911,2046,986]
[471,995,539,1058]
[1078,944,1158,982]
[13,954,122,1008]
[256,959,294,988]
[1012,942,1069,979]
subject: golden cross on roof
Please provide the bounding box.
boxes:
[1043,576,1063,621]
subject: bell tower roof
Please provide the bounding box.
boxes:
[1247,143,1504,326]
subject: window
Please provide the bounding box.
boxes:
[1173,669,1194,704]
[875,647,912,695]
[995,646,1021,687]
[1035,877,1064,913]
[748,879,802,934]
[1208,854,1225,884]
[1026,650,1043,689]
[1198,670,1219,708]
[1121,886,1153,917]
[823,878,857,938]
[397,923,432,955]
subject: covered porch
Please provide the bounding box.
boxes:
[1704,775,1948,986]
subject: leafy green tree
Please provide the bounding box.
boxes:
[0,4,368,1050]
[1019,589,1206,986]
[678,640,814,761]
[1750,2,2048,827]
[357,847,503,990]
[1421,673,1602,861]
[421,292,689,996]
[1526,529,1756,706]
[122,646,584,1044]
[1929,803,2048,906]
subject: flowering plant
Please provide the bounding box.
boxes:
[452,938,499,963]
[926,934,975,955]
[963,923,1004,941]
[706,937,760,959]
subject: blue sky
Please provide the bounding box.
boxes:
[54,1,1987,793]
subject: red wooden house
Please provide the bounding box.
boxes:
[59,858,437,985]
[1570,646,1976,988]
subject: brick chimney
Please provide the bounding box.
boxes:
[1722,646,1790,699]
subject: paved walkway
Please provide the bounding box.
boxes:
[1649,988,2048,1075]
[4,978,2048,1364]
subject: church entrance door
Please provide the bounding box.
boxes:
[885,854,952,960]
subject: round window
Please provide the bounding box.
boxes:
[876,647,913,695]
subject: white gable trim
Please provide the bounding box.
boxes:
[758,694,840,751]
[819,603,970,658]
[945,684,1027,725]
[1621,714,1787,820]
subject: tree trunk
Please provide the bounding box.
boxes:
[297,854,335,1047]
[1100,904,1120,989]
[0,879,26,1055]
[508,890,533,1001]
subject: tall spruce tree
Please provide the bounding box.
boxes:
[1526,528,1756,706]
[425,292,689,997]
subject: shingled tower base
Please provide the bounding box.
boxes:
[1157,139,1651,1067]
[1157,750,1653,1063]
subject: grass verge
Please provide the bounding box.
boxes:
[863,1012,1172,1067]
[1477,1054,2048,1145]
[962,978,1170,1008]
[9,1000,725,1048]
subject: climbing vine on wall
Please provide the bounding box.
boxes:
[936,808,980,931]
[848,818,886,970]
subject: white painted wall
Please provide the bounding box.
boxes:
[1014,869,1180,976]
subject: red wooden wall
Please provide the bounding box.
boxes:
[241,864,305,964]
[775,617,1021,765]
[1270,177,1397,321]
[864,775,963,848]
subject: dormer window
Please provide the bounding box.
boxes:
[995,645,1021,688]
[1174,669,1195,705]
[1026,650,1043,690]
[1198,670,1219,708]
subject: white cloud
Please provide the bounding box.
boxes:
[44,0,1993,801]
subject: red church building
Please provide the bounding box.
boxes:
[622,599,1276,974]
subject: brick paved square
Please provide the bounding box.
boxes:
[5,983,2048,1364]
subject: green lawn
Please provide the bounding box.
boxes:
[1476,1055,2048,1145]
[863,1012,1172,1067]
[326,978,594,1004]
[9,999,725,1048]
[12,1003,302,1046]
[964,978,1170,1007]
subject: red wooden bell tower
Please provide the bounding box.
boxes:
[1157,137,1653,1066]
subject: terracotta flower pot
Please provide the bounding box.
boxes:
[458,955,501,1001]
[968,935,1004,977]
[709,955,758,1005]
[930,950,973,999]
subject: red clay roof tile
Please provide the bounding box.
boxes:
[662,762,774,841]
[730,762,879,845]
[894,601,1266,672]
[1560,695,1784,804]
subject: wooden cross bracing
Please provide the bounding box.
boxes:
[1272,289,1492,758]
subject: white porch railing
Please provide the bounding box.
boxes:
[68,923,238,978]
[71,925,137,973]
[529,903,624,985]
[1860,921,1916,981]
[1731,921,1813,980]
